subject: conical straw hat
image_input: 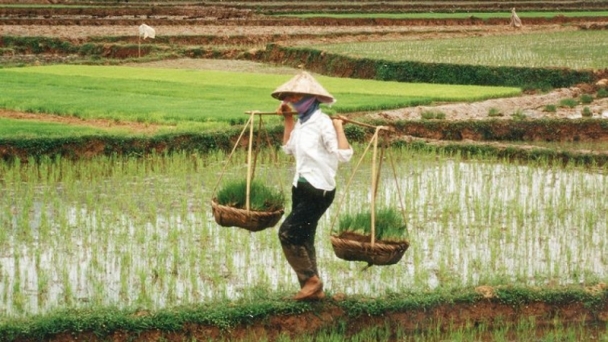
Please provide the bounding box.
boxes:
[271,71,336,104]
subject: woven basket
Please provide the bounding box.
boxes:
[211,199,284,232]
[330,232,409,266]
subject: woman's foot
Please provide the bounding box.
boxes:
[293,275,324,301]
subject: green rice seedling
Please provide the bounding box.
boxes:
[290,11,608,20]
[582,107,593,117]
[580,94,594,104]
[420,111,435,120]
[336,207,407,242]
[511,109,526,120]
[421,110,446,120]
[597,88,608,98]
[488,107,503,117]
[1,146,607,319]
[215,179,285,212]
[325,30,608,70]
[543,104,557,113]
[0,66,520,132]
[559,98,579,108]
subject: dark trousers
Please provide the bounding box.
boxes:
[278,182,335,287]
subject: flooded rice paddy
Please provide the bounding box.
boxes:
[0,148,606,317]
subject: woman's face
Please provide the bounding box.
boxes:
[283,93,304,104]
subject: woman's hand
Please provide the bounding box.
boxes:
[332,116,350,150]
[277,102,294,118]
[333,115,351,131]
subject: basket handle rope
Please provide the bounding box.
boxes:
[213,111,290,212]
[249,111,288,198]
[330,117,403,248]
[386,143,409,236]
[212,112,255,197]
[370,127,381,246]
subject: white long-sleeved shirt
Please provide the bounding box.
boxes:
[282,109,353,191]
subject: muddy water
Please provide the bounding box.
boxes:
[0,154,606,317]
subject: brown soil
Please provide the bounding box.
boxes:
[1,4,608,341]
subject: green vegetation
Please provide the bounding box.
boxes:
[0,285,604,341]
[511,109,527,120]
[510,140,608,153]
[582,107,593,117]
[488,107,503,117]
[421,110,446,120]
[216,179,285,211]
[559,98,579,108]
[544,104,557,113]
[0,117,110,138]
[337,207,407,242]
[316,31,608,70]
[580,93,594,104]
[1,147,604,319]
[282,11,608,19]
[0,65,520,136]
[267,43,593,88]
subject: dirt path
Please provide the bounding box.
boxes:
[375,87,608,121]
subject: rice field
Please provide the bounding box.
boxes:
[286,11,608,19]
[1,146,606,319]
[317,31,608,69]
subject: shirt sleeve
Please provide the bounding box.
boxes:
[321,116,353,163]
[281,126,296,155]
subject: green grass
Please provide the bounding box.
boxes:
[279,11,608,19]
[543,104,557,113]
[316,31,608,70]
[559,98,579,108]
[0,117,109,138]
[0,65,520,134]
[0,285,604,342]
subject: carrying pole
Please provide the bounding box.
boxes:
[336,115,395,132]
[244,110,296,116]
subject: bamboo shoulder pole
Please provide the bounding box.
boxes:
[244,110,297,116]
[336,115,394,132]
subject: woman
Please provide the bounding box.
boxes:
[272,71,353,300]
